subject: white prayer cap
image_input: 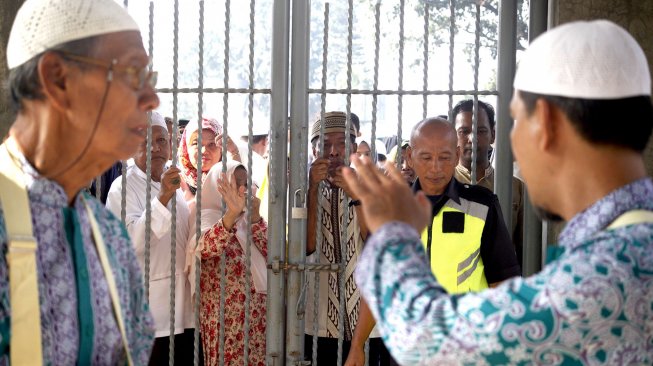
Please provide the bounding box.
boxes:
[151,112,167,130]
[514,20,651,99]
[7,0,140,69]
[240,120,269,137]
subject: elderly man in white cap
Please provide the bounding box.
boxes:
[0,0,159,364]
[342,20,653,365]
[106,111,198,365]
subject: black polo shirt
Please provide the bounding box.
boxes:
[412,177,521,284]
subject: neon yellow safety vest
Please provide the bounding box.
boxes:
[421,197,489,294]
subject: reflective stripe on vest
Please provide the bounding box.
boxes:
[421,197,489,294]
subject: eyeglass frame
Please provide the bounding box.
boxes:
[58,51,158,91]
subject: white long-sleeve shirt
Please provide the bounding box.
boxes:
[106,165,194,337]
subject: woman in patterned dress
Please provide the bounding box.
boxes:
[198,161,268,365]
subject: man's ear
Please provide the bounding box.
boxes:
[534,98,558,152]
[38,52,72,112]
[406,146,414,168]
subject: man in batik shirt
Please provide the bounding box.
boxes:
[344,20,653,365]
[0,0,158,363]
[304,111,393,365]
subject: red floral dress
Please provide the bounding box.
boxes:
[199,219,268,366]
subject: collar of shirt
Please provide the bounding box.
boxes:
[10,147,70,208]
[455,163,494,185]
[131,164,162,190]
[558,177,653,250]
[412,177,461,205]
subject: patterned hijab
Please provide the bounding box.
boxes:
[179,117,222,190]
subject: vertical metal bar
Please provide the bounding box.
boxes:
[495,0,518,230]
[144,116,152,301]
[169,0,180,363]
[421,3,429,120]
[338,2,355,364]
[522,0,548,276]
[530,0,549,41]
[311,4,329,366]
[267,0,290,364]
[286,0,310,362]
[471,1,481,185]
[219,1,230,364]
[370,4,381,164]
[447,0,455,121]
[120,160,127,224]
[94,176,101,199]
[243,0,257,363]
[395,0,405,164]
[119,0,128,221]
[194,1,206,365]
[365,5,383,360]
[144,0,155,301]
[547,0,557,29]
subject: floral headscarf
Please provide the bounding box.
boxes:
[179,117,222,191]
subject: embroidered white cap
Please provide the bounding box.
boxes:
[514,20,651,99]
[7,0,140,69]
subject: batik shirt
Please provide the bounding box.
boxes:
[0,152,154,365]
[356,178,653,365]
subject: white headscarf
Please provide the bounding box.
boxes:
[200,161,267,294]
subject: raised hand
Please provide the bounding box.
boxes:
[215,133,241,161]
[216,172,246,230]
[342,155,432,234]
[158,166,181,206]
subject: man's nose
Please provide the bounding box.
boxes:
[329,145,338,156]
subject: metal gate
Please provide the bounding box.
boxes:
[104,0,543,365]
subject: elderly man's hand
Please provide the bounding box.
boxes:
[309,158,330,188]
[332,166,357,200]
[342,155,432,234]
[158,166,181,206]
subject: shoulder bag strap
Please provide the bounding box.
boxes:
[84,201,133,366]
[608,210,653,230]
[0,142,43,366]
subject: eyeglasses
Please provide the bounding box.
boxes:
[59,51,158,90]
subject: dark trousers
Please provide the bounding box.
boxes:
[304,334,399,365]
[149,329,203,366]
